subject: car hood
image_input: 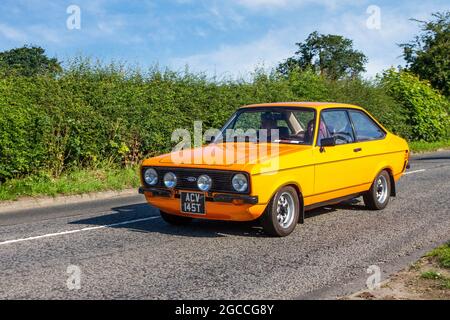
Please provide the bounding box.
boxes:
[148,142,311,172]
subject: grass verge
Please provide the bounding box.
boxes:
[345,241,450,299]
[409,139,450,153]
[0,166,140,202]
[427,242,450,268]
[422,242,450,290]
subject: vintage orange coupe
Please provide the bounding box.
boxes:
[139,102,410,237]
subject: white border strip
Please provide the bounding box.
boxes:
[403,169,426,175]
[0,216,159,246]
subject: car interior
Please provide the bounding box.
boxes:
[259,111,315,144]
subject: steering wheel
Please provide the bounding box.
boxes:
[334,132,353,143]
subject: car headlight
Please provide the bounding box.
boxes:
[232,173,248,192]
[197,174,212,191]
[163,172,177,188]
[144,168,158,186]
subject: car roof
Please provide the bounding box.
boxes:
[239,102,365,111]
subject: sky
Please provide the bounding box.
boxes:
[0,0,448,79]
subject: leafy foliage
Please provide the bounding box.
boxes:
[0,45,62,77]
[400,11,450,96]
[381,69,449,142]
[277,32,368,80]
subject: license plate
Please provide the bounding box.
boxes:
[180,192,206,215]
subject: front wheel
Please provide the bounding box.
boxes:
[160,210,193,226]
[260,186,300,237]
[363,170,391,210]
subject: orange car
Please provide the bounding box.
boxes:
[139,102,410,237]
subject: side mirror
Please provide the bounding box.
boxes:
[320,137,336,147]
[205,136,215,144]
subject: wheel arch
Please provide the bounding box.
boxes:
[376,166,396,197]
[267,181,305,225]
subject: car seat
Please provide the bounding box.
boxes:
[277,126,290,140]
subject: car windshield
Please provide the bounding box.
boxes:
[214,107,316,145]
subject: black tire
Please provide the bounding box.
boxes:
[363,170,391,210]
[160,210,193,226]
[260,186,300,237]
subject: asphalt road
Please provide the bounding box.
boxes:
[0,151,449,299]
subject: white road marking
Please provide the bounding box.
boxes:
[0,216,160,246]
[403,169,426,175]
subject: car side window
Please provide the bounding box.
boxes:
[319,110,355,145]
[348,110,385,141]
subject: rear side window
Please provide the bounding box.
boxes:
[348,110,385,141]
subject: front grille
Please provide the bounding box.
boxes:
[142,167,250,194]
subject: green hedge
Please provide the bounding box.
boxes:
[0,62,448,181]
[381,69,449,141]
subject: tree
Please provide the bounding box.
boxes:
[277,32,368,80]
[0,45,62,77]
[400,11,450,96]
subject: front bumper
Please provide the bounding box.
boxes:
[138,187,258,204]
[138,187,264,221]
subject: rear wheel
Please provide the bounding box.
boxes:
[160,210,193,225]
[260,186,300,237]
[363,170,391,210]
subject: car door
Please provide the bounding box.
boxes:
[312,109,363,201]
[347,109,387,184]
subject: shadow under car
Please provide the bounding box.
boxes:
[70,197,367,238]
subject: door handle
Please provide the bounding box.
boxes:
[353,148,362,153]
